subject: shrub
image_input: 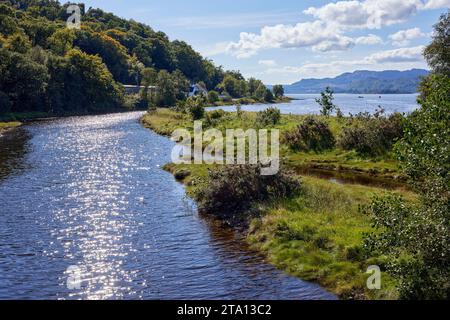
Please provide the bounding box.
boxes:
[338,112,404,156]
[208,109,225,119]
[363,74,450,299]
[184,96,205,120]
[196,164,301,221]
[255,107,281,127]
[207,90,219,103]
[174,169,191,180]
[284,117,335,152]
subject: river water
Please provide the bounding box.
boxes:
[207,93,419,115]
[0,112,335,300]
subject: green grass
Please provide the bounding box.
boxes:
[142,109,415,299]
[247,176,415,299]
[142,109,403,178]
[0,121,22,134]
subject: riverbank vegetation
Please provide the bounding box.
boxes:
[142,11,449,300]
[0,0,285,122]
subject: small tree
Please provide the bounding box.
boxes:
[424,10,450,76]
[316,87,336,116]
[272,84,284,98]
[186,96,206,120]
[207,90,219,103]
[264,89,274,102]
[255,84,267,101]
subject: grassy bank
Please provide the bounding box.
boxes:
[209,96,293,107]
[141,108,404,181]
[141,108,416,299]
[0,121,22,135]
[162,161,416,299]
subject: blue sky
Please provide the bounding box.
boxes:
[82,0,449,84]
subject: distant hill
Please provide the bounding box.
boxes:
[283,69,429,94]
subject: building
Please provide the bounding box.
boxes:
[188,84,208,97]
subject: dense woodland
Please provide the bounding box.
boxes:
[0,0,276,118]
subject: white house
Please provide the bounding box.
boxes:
[188,84,208,97]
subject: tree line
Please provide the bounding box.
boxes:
[0,0,282,117]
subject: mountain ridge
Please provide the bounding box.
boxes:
[282,69,429,94]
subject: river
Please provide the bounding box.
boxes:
[0,112,335,300]
[207,93,419,115]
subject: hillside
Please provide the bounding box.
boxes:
[283,69,429,94]
[0,0,255,118]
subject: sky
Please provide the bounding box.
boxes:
[81,0,449,84]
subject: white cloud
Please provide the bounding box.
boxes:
[226,20,350,58]
[389,28,427,46]
[226,21,384,58]
[355,34,384,45]
[258,59,277,67]
[304,0,423,29]
[264,46,426,80]
[226,0,448,59]
[366,45,425,63]
[424,0,450,9]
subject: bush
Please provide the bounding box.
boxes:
[338,112,404,156]
[363,75,450,299]
[255,107,281,127]
[196,164,301,221]
[174,169,191,180]
[207,90,219,103]
[208,109,225,119]
[283,117,335,152]
[184,96,205,120]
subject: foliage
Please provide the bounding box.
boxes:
[424,10,450,76]
[184,96,206,120]
[155,70,177,107]
[338,112,404,156]
[207,90,219,103]
[196,164,301,220]
[272,84,284,98]
[284,116,335,152]
[255,107,281,127]
[264,88,274,102]
[316,87,336,116]
[363,73,450,299]
[254,84,267,101]
[0,0,266,116]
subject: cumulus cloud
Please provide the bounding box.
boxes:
[263,46,427,81]
[226,20,352,58]
[366,45,425,63]
[303,0,448,30]
[389,28,427,46]
[226,21,385,57]
[424,0,450,9]
[226,0,448,58]
[355,34,384,45]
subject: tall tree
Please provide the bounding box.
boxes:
[424,10,450,76]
